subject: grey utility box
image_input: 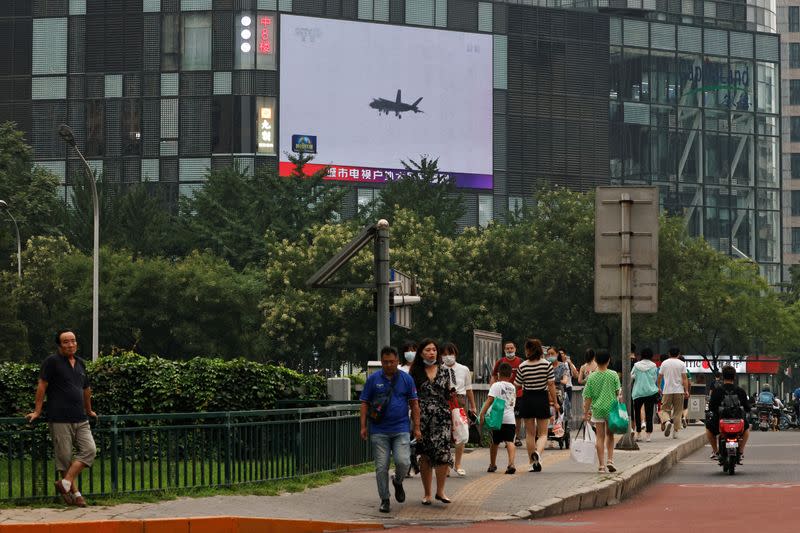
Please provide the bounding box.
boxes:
[327,377,351,402]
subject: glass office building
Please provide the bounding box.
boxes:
[0,0,782,281]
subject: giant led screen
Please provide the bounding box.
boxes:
[279,15,493,189]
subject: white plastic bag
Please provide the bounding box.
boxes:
[552,414,565,438]
[570,421,597,465]
[451,407,470,445]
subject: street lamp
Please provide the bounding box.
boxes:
[0,200,21,280]
[58,124,100,362]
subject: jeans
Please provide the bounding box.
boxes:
[370,432,411,502]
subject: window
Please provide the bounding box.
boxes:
[161,14,180,71]
[792,80,800,105]
[793,228,800,254]
[86,100,105,157]
[791,7,800,33]
[792,154,800,179]
[792,117,800,142]
[791,44,800,68]
[792,191,800,216]
[182,13,212,70]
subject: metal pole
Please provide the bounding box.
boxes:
[375,219,390,357]
[73,148,100,362]
[616,193,638,451]
[0,201,22,280]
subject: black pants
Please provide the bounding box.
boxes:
[633,393,659,434]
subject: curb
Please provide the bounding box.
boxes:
[521,431,707,519]
[0,516,383,533]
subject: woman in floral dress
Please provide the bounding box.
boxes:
[409,338,453,505]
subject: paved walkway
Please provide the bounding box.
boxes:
[0,427,705,526]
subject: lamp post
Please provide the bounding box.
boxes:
[0,200,21,280]
[58,124,99,362]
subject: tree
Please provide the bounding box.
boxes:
[0,121,63,271]
[180,158,345,270]
[361,156,465,236]
[637,217,792,374]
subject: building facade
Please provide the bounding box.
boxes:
[780,0,800,281]
[0,0,782,281]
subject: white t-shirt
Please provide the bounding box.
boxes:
[658,357,687,394]
[488,381,517,424]
[444,362,473,395]
[398,365,410,373]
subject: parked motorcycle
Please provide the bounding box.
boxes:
[778,407,798,430]
[717,418,745,475]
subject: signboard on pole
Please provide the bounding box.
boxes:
[594,187,659,314]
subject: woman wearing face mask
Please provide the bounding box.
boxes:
[399,341,418,373]
[441,342,476,477]
[409,339,453,505]
[516,339,559,472]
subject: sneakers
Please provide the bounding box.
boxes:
[487,464,498,473]
[454,468,466,477]
[391,475,405,503]
[672,431,678,439]
[514,438,523,448]
[379,500,390,513]
[664,421,673,437]
[709,452,719,461]
[530,451,542,472]
[645,433,651,442]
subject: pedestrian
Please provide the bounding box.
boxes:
[678,355,692,429]
[793,386,800,420]
[25,329,97,507]
[441,342,476,477]
[409,338,453,505]
[491,341,524,447]
[631,347,659,442]
[582,349,621,473]
[480,362,517,474]
[556,349,579,402]
[359,346,421,513]
[516,338,559,473]
[658,347,689,439]
[578,349,597,385]
[399,340,417,374]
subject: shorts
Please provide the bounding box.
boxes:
[49,421,97,471]
[705,415,750,436]
[492,424,516,444]
[519,390,550,420]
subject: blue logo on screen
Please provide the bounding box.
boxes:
[292,135,317,154]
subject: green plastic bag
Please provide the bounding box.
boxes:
[485,397,506,431]
[608,399,630,434]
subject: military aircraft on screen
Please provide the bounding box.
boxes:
[369,90,423,118]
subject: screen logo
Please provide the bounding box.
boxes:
[292,135,317,154]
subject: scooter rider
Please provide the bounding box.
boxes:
[705,365,751,462]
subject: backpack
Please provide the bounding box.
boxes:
[718,389,743,419]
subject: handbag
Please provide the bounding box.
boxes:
[484,397,506,431]
[608,399,630,435]
[570,421,597,465]
[447,371,469,445]
[552,413,565,438]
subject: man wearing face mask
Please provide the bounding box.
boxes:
[441,342,476,477]
[492,341,524,447]
[399,341,417,374]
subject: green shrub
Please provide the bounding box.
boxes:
[0,352,327,417]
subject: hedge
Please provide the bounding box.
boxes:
[0,352,327,417]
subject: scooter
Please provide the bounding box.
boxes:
[778,407,798,430]
[756,404,772,432]
[717,418,745,475]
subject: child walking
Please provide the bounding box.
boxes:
[480,362,517,474]
[582,350,621,473]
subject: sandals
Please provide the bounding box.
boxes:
[598,465,607,473]
[505,465,516,475]
[606,461,617,473]
[487,464,498,472]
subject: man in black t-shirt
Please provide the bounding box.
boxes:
[705,365,751,461]
[26,329,97,507]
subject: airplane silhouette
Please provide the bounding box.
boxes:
[369,90,423,119]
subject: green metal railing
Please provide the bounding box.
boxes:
[0,406,370,503]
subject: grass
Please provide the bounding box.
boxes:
[0,462,374,509]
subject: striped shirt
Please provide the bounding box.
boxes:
[514,359,554,391]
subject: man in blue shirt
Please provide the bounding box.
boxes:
[360,346,421,513]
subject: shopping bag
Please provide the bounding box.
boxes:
[570,421,597,465]
[552,413,565,438]
[485,397,506,431]
[451,407,470,445]
[608,400,630,435]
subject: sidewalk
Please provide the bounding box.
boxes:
[0,426,706,526]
